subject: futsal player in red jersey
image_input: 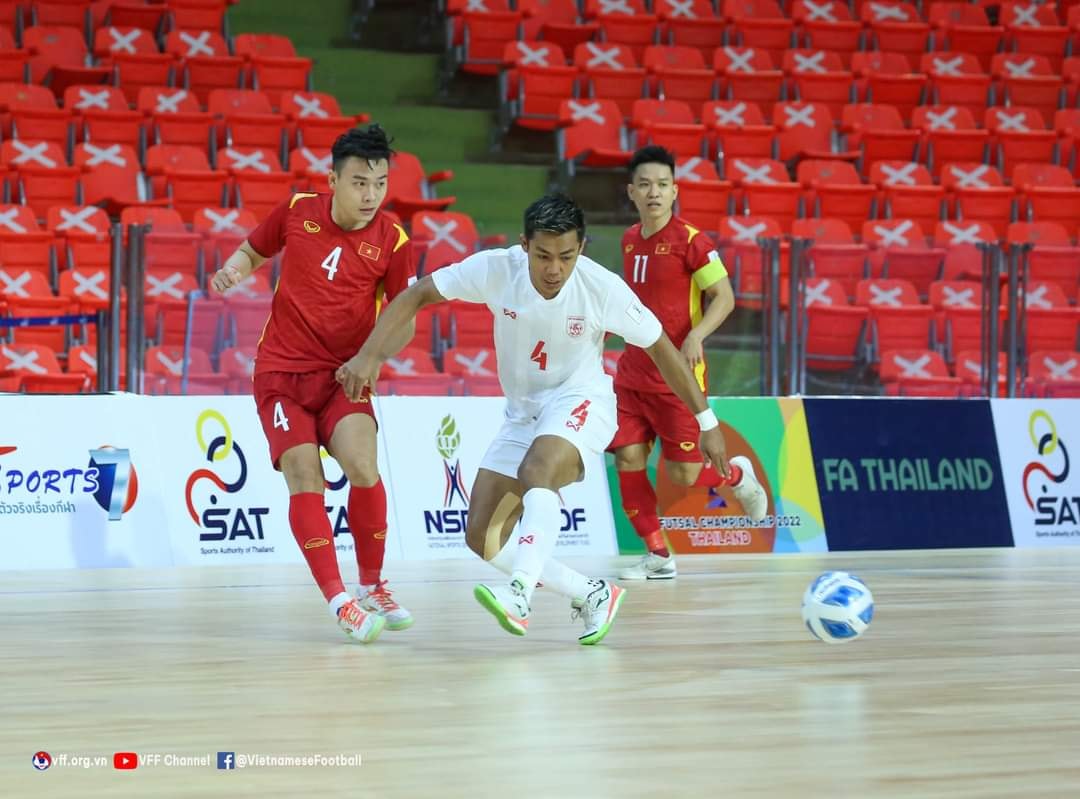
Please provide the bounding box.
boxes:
[210,125,414,642]
[610,146,768,580]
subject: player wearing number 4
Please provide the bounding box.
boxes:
[337,194,730,645]
[210,125,414,643]
[612,146,768,581]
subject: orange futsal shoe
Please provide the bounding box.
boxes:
[336,598,386,643]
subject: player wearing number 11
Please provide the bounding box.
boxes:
[210,125,415,643]
[611,146,768,581]
[337,194,730,644]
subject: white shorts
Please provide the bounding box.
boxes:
[479,389,616,482]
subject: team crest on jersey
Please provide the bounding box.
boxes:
[624,243,634,253]
[358,242,381,261]
[566,315,585,337]
[679,441,696,452]
[304,220,321,233]
[655,242,672,255]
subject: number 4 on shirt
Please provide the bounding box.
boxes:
[530,340,548,371]
[321,246,342,281]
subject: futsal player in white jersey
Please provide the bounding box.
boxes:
[337,194,729,645]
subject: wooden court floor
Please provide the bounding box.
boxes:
[2,548,1079,798]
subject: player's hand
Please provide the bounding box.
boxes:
[336,350,380,402]
[210,264,244,294]
[680,331,705,369]
[699,426,731,481]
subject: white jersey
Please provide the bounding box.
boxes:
[431,246,664,420]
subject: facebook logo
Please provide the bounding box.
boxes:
[217,752,235,770]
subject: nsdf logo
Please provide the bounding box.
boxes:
[0,444,137,520]
[421,414,590,540]
[423,415,472,537]
[185,410,269,543]
[1024,410,1079,529]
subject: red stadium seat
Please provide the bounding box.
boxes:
[879,348,951,394]
[413,210,485,273]
[279,90,342,121]
[556,98,632,173]
[234,34,298,60]
[249,56,314,110]
[868,161,944,234]
[797,159,876,234]
[714,45,784,118]
[382,151,455,225]
[165,169,229,220]
[929,3,1001,72]
[380,345,438,379]
[230,171,294,219]
[111,53,178,105]
[171,0,229,33]
[443,345,498,377]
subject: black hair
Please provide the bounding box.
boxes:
[628,145,676,179]
[523,193,586,243]
[331,123,395,173]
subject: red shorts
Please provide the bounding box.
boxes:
[253,369,375,469]
[608,385,702,462]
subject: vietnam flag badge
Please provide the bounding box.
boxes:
[358,242,382,261]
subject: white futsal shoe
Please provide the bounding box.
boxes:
[730,455,768,523]
[618,551,677,580]
[358,581,414,631]
[474,579,530,636]
[571,579,627,646]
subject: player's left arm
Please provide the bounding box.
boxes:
[682,247,735,370]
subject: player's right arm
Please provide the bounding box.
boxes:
[336,274,447,401]
[211,196,291,294]
[337,249,495,400]
[210,241,269,294]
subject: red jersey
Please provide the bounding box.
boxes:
[247,192,414,375]
[614,215,728,394]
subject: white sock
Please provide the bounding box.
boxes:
[510,487,561,602]
[489,536,517,575]
[541,559,595,604]
[328,591,352,617]
[489,534,592,603]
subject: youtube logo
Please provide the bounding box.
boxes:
[113,752,138,770]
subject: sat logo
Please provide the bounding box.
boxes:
[185,411,269,541]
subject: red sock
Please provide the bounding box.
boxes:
[348,480,388,586]
[693,462,742,488]
[289,492,345,601]
[617,469,668,557]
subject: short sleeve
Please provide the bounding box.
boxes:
[381,222,416,303]
[246,196,295,258]
[687,228,728,290]
[430,250,494,304]
[604,275,664,348]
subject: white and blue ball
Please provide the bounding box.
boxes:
[802,571,874,644]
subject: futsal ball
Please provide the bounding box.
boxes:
[801,571,874,644]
